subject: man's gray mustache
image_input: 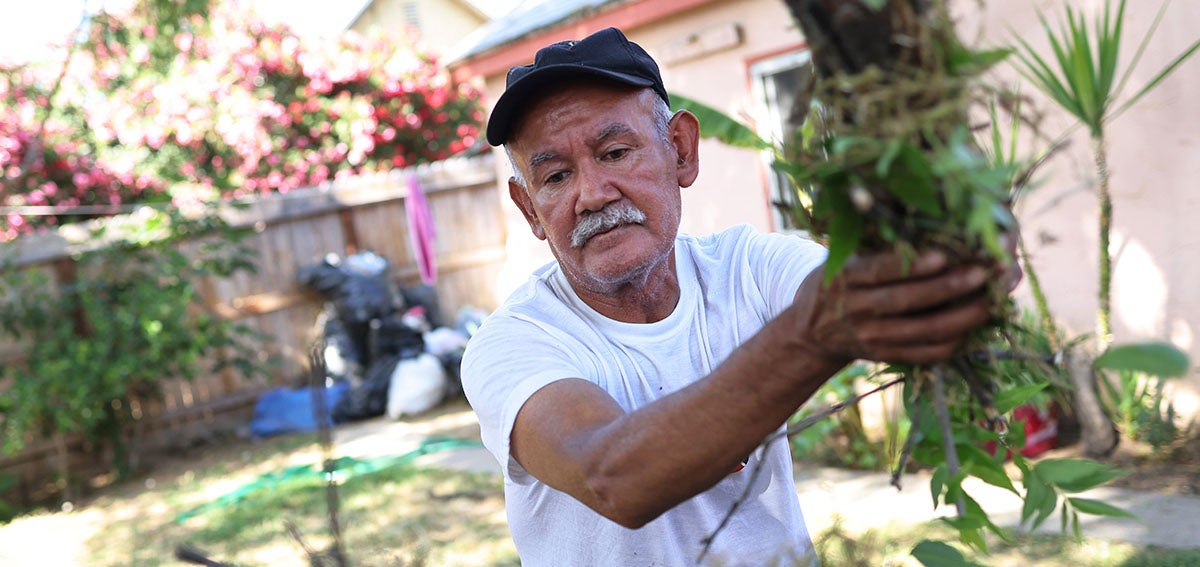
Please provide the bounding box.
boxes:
[570,203,647,248]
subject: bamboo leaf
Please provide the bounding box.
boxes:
[1068,496,1137,518]
[959,443,1018,495]
[994,383,1049,414]
[1021,471,1055,528]
[931,464,948,509]
[669,92,772,150]
[1094,341,1191,378]
[911,541,984,567]
[1034,458,1126,492]
[1061,500,1070,532]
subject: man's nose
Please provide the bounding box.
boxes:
[575,167,621,215]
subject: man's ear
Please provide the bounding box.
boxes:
[509,177,546,240]
[669,109,701,188]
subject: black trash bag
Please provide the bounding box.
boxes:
[401,283,444,329]
[320,305,364,383]
[299,252,403,368]
[439,350,464,399]
[331,352,403,422]
[368,313,426,361]
[330,314,426,422]
[296,253,349,296]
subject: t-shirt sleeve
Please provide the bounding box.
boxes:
[460,311,589,484]
[743,229,828,316]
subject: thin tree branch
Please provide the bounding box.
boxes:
[931,365,966,517]
[696,374,908,564]
[890,386,920,490]
[308,340,348,567]
[781,375,908,440]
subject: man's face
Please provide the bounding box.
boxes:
[505,83,697,294]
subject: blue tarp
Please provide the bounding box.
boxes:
[247,382,350,438]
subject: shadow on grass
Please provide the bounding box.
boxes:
[815,516,1200,567]
[179,462,515,566]
[1115,548,1200,567]
[74,429,516,566]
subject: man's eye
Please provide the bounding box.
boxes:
[604,148,629,160]
[544,171,567,185]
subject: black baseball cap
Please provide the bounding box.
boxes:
[485,27,669,146]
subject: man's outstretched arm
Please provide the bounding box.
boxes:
[510,248,999,528]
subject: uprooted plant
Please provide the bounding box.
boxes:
[691,1,1137,565]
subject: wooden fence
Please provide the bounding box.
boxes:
[0,154,506,504]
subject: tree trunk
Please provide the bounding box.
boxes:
[1065,347,1118,457]
[1094,134,1114,347]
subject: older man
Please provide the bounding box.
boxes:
[462,27,1004,565]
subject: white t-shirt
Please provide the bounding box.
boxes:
[462,224,828,566]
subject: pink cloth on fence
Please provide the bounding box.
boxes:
[406,172,437,285]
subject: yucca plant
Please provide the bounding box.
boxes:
[1012,0,1199,457]
[1013,0,1200,348]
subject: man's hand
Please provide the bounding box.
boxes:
[789,248,1011,366]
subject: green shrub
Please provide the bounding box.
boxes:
[0,207,269,476]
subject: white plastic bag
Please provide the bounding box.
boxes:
[386,353,447,418]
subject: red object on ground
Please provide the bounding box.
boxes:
[986,402,1059,460]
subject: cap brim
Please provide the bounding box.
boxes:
[485,65,656,146]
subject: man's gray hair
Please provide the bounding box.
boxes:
[506,95,676,188]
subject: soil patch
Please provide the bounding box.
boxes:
[1101,432,1200,495]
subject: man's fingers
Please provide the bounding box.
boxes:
[856,294,993,346]
[867,341,965,366]
[839,249,950,287]
[843,265,989,316]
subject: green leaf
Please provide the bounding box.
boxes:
[1021,471,1057,529]
[1111,34,1200,124]
[669,92,772,150]
[966,197,1004,261]
[1094,341,1191,378]
[931,464,948,509]
[1034,458,1126,492]
[949,46,1014,75]
[883,144,943,216]
[958,443,1018,494]
[822,187,864,283]
[910,540,984,567]
[972,48,1015,70]
[994,383,1049,414]
[1067,496,1136,518]
[876,139,904,178]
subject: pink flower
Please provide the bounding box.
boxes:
[176,32,194,52]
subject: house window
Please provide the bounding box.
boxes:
[750,50,816,231]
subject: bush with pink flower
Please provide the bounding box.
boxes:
[0,0,484,240]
